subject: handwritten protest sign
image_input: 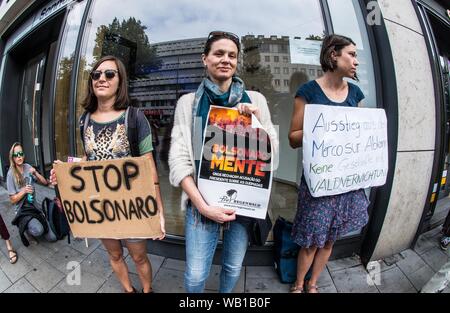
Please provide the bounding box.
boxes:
[197,106,273,219]
[53,157,162,239]
[303,104,388,197]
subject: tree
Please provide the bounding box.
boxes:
[92,17,160,78]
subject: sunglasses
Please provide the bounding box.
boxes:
[207,31,240,49]
[90,69,119,81]
[12,151,24,158]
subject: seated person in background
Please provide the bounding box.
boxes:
[6,142,56,246]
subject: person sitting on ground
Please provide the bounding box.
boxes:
[6,142,57,246]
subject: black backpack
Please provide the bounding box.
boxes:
[79,106,140,157]
[42,197,71,243]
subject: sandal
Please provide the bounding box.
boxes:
[8,249,18,264]
[290,285,305,293]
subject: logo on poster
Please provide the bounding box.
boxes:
[219,189,238,203]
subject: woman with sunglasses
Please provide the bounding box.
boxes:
[288,34,369,293]
[50,55,165,293]
[6,142,56,245]
[169,31,278,293]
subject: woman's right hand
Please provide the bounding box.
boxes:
[23,185,34,194]
[49,160,62,186]
[199,206,236,224]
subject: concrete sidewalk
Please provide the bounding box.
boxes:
[0,187,449,293]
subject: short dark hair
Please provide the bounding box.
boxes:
[82,55,130,113]
[204,31,241,55]
[320,34,356,73]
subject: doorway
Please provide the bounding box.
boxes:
[19,54,46,174]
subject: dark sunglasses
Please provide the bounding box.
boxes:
[207,31,240,49]
[12,151,24,158]
[90,69,119,81]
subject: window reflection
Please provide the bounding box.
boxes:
[74,0,360,238]
[55,1,87,162]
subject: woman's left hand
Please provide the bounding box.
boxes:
[237,103,261,121]
[154,210,166,240]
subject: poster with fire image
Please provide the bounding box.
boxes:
[197,106,273,219]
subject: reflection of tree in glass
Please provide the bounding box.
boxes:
[238,36,277,109]
[306,34,324,41]
[92,17,160,78]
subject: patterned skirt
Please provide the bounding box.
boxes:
[291,177,369,248]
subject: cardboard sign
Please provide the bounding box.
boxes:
[197,106,273,219]
[54,156,162,239]
[303,104,388,197]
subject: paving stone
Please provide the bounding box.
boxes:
[246,266,278,279]
[152,268,185,293]
[245,277,290,293]
[69,238,102,256]
[420,249,449,272]
[4,277,39,293]
[48,286,67,293]
[15,243,56,266]
[162,258,185,271]
[396,249,428,275]
[97,272,141,293]
[327,255,361,272]
[367,260,397,273]
[383,253,403,266]
[317,284,338,293]
[0,252,34,283]
[374,267,416,293]
[25,260,65,293]
[330,266,379,293]
[407,264,435,291]
[423,227,444,239]
[0,269,12,292]
[203,264,245,292]
[38,238,70,253]
[125,253,165,279]
[46,245,87,273]
[56,267,105,293]
[80,248,113,280]
[317,268,334,287]
[414,236,438,255]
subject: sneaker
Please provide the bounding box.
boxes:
[440,236,450,251]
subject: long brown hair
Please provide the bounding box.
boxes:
[82,55,130,113]
[8,142,25,188]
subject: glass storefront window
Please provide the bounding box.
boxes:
[327,0,378,237]
[72,0,377,239]
[54,1,87,161]
[74,0,327,238]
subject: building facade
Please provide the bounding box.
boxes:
[0,0,448,265]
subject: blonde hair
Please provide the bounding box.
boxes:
[8,142,25,188]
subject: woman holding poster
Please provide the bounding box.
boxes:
[51,56,165,293]
[169,31,278,293]
[288,34,369,293]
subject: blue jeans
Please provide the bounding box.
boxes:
[184,206,249,293]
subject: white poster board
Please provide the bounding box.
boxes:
[290,38,322,65]
[303,104,388,197]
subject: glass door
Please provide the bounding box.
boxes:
[20,53,46,174]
